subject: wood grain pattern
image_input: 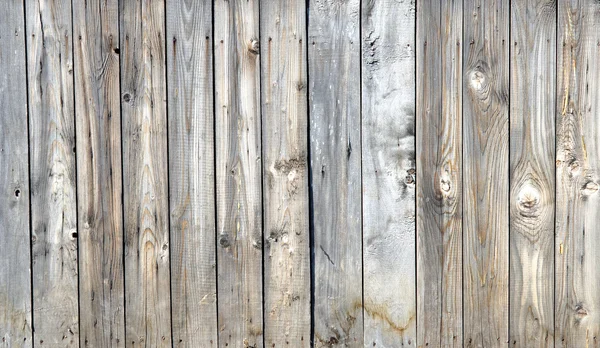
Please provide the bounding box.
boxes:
[73,0,124,346]
[509,0,556,346]
[463,0,510,346]
[26,0,79,345]
[362,0,417,346]
[120,1,172,346]
[556,0,600,346]
[417,0,463,346]
[214,0,263,346]
[166,1,217,346]
[260,1,311,346]
[308,0,363,346]
[0,1,32,346]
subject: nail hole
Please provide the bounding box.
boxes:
[14,189,20,197]
[72,232,78,239]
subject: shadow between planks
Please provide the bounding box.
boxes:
[0,0,598,347]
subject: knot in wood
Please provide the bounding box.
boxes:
[581,181,599,195]
[469,70,486,91]
[517,185,540,216]
[248,38,260,55]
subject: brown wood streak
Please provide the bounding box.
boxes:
[463,0,509,346]
[167,0,218,346]
[509,0,556,346]
[556,0,600,346]
[214,0,263,346]
[417,0,463,347]
[120,0,172,346]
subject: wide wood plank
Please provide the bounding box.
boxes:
[362,0,417,346]
[308,0,363,346]
[120,1,172,346]
[214,0,263,346]
[416,0,463,346]
[26,0,79,345]
[166,0,217,346]
[0,1,32,346]
[556,0,600,346]
[509,0,556,346]
[260,1,311,346]
[463,0,510,346]
[73,0,124,346]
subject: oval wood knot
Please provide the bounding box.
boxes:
[516,185,540,216]
[581,181,599,195]
[248,38,260,55]
[469,70,487,91]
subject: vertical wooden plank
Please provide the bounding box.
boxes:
[260,0,311,346]
[120,0,172,346]
[463,0,509,346]
[26,0,79,345]
[0,1,32,346]
[362,0,417,346]
[73,0,125,346]
[166,0,218,346]
[509,0,556,346]
[214,0,263,346]
[416,0,463,346]
[308,0,362,346]
[556,0,600,346]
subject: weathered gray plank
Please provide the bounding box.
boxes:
[0,1,32,346]
[463,0,510,346]
[308,0,363,346]
[509,0,556,346]
[166,0,217,346]
[260,0,311,346]
[556,0,600,346]
[214,0,263,346]
[73,0,124,346]
[120,1,172,346]
[416,0,463,346]
[26,0,79,345]
[362,0,417,346]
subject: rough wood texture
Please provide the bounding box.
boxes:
[0,1,32,346]
[261,1,311,346]
[166,1,217,347]
[417,0,463,346]
[362,0,416,346]
[308,0,363,346]
[73,0,124,346]
[463,0,510,346]
[214,0,263,346]
[556,0,600,346]
[26,0,79,345]
[509,0,556,346]
[120,1,172,346]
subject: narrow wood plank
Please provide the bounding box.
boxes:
[556,0,600,346]
[26,0,79,345]
[120,1,172,346]
[416,0,463,346]
[0,1,32,346]
[362,0,417,346]
[260,1,311,346]
[214,0,263,346]
[509,0,556,346]
[463,0,510,346]
[166,0,218,346]
[308,0,363,346]
[73,0,125,346]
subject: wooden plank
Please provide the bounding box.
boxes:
[260,0,311,346]
[214,0,263,346]
[509,0,556,346]
[416,0,463,346]
[556,0,600,346]
[25,0,79,345]
[0,1,32,346]
[308,0,363,346]
[120,1,172,346]
[362,0,417,346]
[72,0,125,346]
[166,0,218,346]
[462,0,510,346]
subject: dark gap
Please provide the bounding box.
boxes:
[507,0,512,344]
[553,0,558,341]
[211,0,220,345]
[415,1,419,346]
[358,0,365,346]
[257,0,266,347]
[460,0,465,345]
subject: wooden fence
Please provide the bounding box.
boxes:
[0,0,597,347]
